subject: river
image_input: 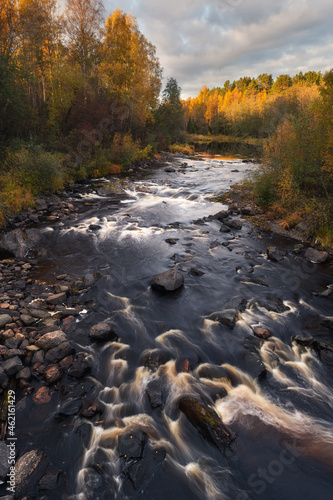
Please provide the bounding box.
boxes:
[11,154,333,499]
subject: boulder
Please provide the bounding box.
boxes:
[0,314,12,328]
[33,386,51,404]
[38,469,62,490]
[89,322,117,342]
[266,246,283,262]
[146,379,163,408]
[142,349,171,370]
[20,314,36,326]
[118,430,147,459]
[0,228,41,258]
[152,270,184,292]
[58,398,83,418]
[45,341,75,363]
[165,238,178,244]
[224,219,243,230]
[124,448,166,491]
[46,292,67,305]
[212,210,229,222]
[304,248,329,264]
[1,356,23,376]
[44,365,62,384]
[253,327,271,339]
[68,353,91,378]
[208,309,238,329]
[15,449,48,496]
[179,397,235,451]
[35,330,68,351]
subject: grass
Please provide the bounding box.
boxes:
[183,132,267,147]
[169,143,195,154]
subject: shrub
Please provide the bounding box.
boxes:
[169,143,194,154]
[5,143,64,195]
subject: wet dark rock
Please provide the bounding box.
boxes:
[80,402,102,418]
[219,224,231,233]
[38,469,62,490]
[212,210,229,222]
[4,337,21,349]
[44,364,62,384]
[152,270,184,292]
[45,341,75,363]
[177,358,190,373]
[58,398,83,418]
[249,295,290,313]
[0,441,10,480]
[28,308,51,320]
[253,327,271,339]
[124,448,166,492]
[0,314,12,328]
[89,322,117,342]
[142,349,171,370]
[240,205,253,215]
[59,355,74,369]
[68,353,91,378]
[224,219,243,230]
[89,224,102,231]
[33,386,51,404]
[75,422,93,446]
[241,276,269,287]
[146,379,163,408]
[16,367,31,380]
[189,267,205,276]
[179,397,235,451]
[197,364,230,381]
[118,430,147,459]
[293,335,313,346]
[1,356,23,376]
[164,167,175,172]
[165,238,179,245]
[46,292,67,305]
[192,218,207,225]
[0,228,41,258]
[35,330,68,350]
[20,314,36,326]
[292,244,304,254]
[267,246,284,262]
[293,334,333,366]
[82,468,114,500]
[304,248,329,264]
[242,350,267,380]
[15,449,48,496]
[208,309,238,329]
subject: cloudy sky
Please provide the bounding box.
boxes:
[61,0,333,98]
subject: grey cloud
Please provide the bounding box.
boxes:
[63,0,333,97]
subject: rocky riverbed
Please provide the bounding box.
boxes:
[0,153,332,500]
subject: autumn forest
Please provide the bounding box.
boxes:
[0,0,333,245]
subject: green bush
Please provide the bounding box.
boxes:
[5,143,64,195]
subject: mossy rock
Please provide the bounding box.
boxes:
[179,396,235,451]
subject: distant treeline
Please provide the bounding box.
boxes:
[183,71,325,137]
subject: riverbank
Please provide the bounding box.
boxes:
[216,182,333,258]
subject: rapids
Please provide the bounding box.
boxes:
[10,156,333,499]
